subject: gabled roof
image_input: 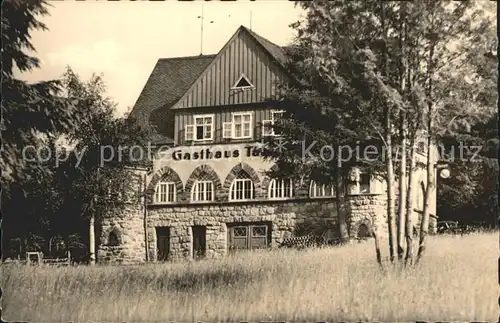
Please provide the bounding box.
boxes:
[129,55,215,144]
[128,26,289,144]
[245,27,288,69]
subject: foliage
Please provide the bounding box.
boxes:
[264,0,496,263]
[2,66,151,259]
[58,66,151,222]
[1,0,78,186]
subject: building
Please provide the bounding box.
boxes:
[97,26,438,264]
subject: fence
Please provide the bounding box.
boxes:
[24,251,72,266]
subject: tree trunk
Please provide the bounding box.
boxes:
[417,26,437,263]
[89,215,96,265]
[372,228,383,268]
[397,4,408,261]
[381,0,397,263]
[405,138,417,265]
[335,170,349,244]
[386,119,397,263]
[417,129,435,263]
[397,117,407,261]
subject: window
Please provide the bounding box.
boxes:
[185,115,214,141]
[229,171,254,201]
[231,73,254,90]
[347,169,371,195]
[359,174,370,194]
[154,181,176,203]
[222,112,253,139]
[310,181,335,198]
[417,182,425,210]
[268,178,293,199]
[357,223,372,239]
[191,180,214,202]
[232,112,252,139]
[108,229,120,246]
[228,223,270,250]
[262,110,285,137]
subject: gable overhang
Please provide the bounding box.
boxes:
[170,26,291,111]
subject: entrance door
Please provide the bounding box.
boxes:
[192,226,207,260]
[156,227,170,261]
[228,223,270,251]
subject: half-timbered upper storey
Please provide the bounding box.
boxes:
[129,25,290,146]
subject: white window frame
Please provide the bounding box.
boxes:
[310,181,336,198]
[154,181,177,204]
[231,112,253,139]
[268,178,294,199]
[262,110,285,137]
[230,73,255,90]
[185,114,214,142]
[229,177,254,201]
[191,180,214,202]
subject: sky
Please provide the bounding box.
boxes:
[17,1,304,117]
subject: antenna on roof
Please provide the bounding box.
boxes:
[197,3,215,55]
[198,4,204,55]
[249,10,252,31]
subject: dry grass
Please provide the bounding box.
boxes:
[1,233,497,322]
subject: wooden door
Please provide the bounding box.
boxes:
[156,227,170,261]
[192,226,206,259]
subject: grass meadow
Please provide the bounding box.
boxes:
[1,233,497,322]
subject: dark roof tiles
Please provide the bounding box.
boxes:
[129,55,215,144]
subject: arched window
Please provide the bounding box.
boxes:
[268,178,293,199]
[155,179,176,203]
[357,223,371,239]
[310,181,335,198]
[108,229,120,246]
[417,182,425,210]
[191,180,214,202]
[229,170,255,201]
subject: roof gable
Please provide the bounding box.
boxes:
[128,26,291,143]
[171,25,290,110]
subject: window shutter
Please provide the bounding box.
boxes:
[185,125,194,141]
[223,122,233,139]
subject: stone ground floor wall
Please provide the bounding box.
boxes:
[97,194,435,264]
[97,204,147,264]
[145,199,342,261]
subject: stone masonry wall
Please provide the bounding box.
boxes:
[347,194,388,238]
[146,199,339,262]
[97,194,438,263]
[98,204,147,264]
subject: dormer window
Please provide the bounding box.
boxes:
[231,74,254,90]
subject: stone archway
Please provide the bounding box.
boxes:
[223,163,261,200]
[184,165,223,202]
[146,166,184,204]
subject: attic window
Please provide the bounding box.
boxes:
[231,74,254,90]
